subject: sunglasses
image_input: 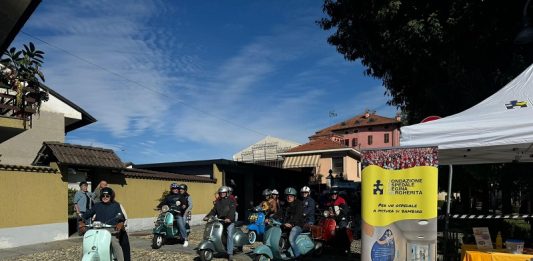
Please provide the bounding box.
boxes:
[102,194,111,198]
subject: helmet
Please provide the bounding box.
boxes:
[300,186,311,193]
[170,183,179,190]
[284,187,297,196]
[271,189,279,195]
[100,187,115,201]
[262,189,272,197]
[179,184,188,191]
[218,186,230,193]
[330,187,339,195]
[227,186,233,194]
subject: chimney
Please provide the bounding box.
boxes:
[395,113,401,122]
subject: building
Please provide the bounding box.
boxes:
[280,138,361,186]
[0,85,96,165]
[135,159,309,219]
[232,135,300,168]
[310,111,401,150]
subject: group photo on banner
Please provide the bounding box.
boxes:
[361,147,438,261]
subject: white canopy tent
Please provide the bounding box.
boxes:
[401,63,533,165]
[400,63,533,259]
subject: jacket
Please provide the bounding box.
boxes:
[302,197,316,224]
[282,199,304,227]
[206,197,236,222]
[82,201,125,226]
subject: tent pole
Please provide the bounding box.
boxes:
[444,164,453,260]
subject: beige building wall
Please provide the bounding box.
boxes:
[344,156,360,182]
[0,169,65,228]
[0,111,65,165]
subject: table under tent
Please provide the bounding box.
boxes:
[400,63,533,260]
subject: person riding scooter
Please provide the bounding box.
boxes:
[203,186,237,261]
[323,187,351,254]
[300,186,316,227]
[281,187,305,259]
[157,183,190,247]
[80,187,131,261]
[177,184,192,247]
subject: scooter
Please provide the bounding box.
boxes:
[81,213,124,261]
[151,201,191,249]
[253,218,322,261]
[196,216,253,261]
[246,206,267,243]
[311,206,353,254]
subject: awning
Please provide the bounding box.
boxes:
[282,155,320,169]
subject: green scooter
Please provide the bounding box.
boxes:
[151,201,190,249]
[253,219,322,260]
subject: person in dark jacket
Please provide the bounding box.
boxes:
[282,187,305,259]
[204,186,236,261]
[300,186,316,226]
[81,187,130,261]
[177,184,191,247]
[157,183,182,209]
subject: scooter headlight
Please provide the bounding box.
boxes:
[93,221,102,228]
[161,205,170,212]
[249,213,258,223]
[323,210,330,218]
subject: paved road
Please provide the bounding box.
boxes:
[0,227,360,261]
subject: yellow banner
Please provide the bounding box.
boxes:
[362,165,437,227]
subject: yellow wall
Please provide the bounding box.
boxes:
[0,170,66,228]
[113,169,222,219]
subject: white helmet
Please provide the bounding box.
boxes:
[300,186,311,193]
[271,189,279,195]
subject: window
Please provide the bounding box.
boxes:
[368,135,373,145]
[368,127,373,131]
[344,139,349,146]
[384,133,390,143]
[352,138,358,147]
[332,157,343,174]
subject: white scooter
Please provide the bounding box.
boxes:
[81,213,124,261]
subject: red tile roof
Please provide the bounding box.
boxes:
[310,113,400,139]
[287,138,348,153]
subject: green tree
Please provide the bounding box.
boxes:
[319,0,533,123]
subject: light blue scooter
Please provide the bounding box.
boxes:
[81,214,123,261]
[253,219,322,260]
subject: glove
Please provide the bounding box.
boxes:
[78,221,87,236]
[115,222,125,231]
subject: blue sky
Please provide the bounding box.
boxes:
[13,0,397,164]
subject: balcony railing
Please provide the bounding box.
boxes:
[0,82,39,129]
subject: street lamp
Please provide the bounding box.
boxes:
[515,0,533,44]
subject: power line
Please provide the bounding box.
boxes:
[20,31,268,137]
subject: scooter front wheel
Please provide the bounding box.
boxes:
[254,254,271,261]
[151,234,164,249]
[248,230,257,244]
[199,249,213,261]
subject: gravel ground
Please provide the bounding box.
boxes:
[2,225,361,261]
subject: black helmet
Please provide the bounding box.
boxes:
[100,187,115,202]
[330,188,339,195]
[179,184,188,191]
[170,183,179,189]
